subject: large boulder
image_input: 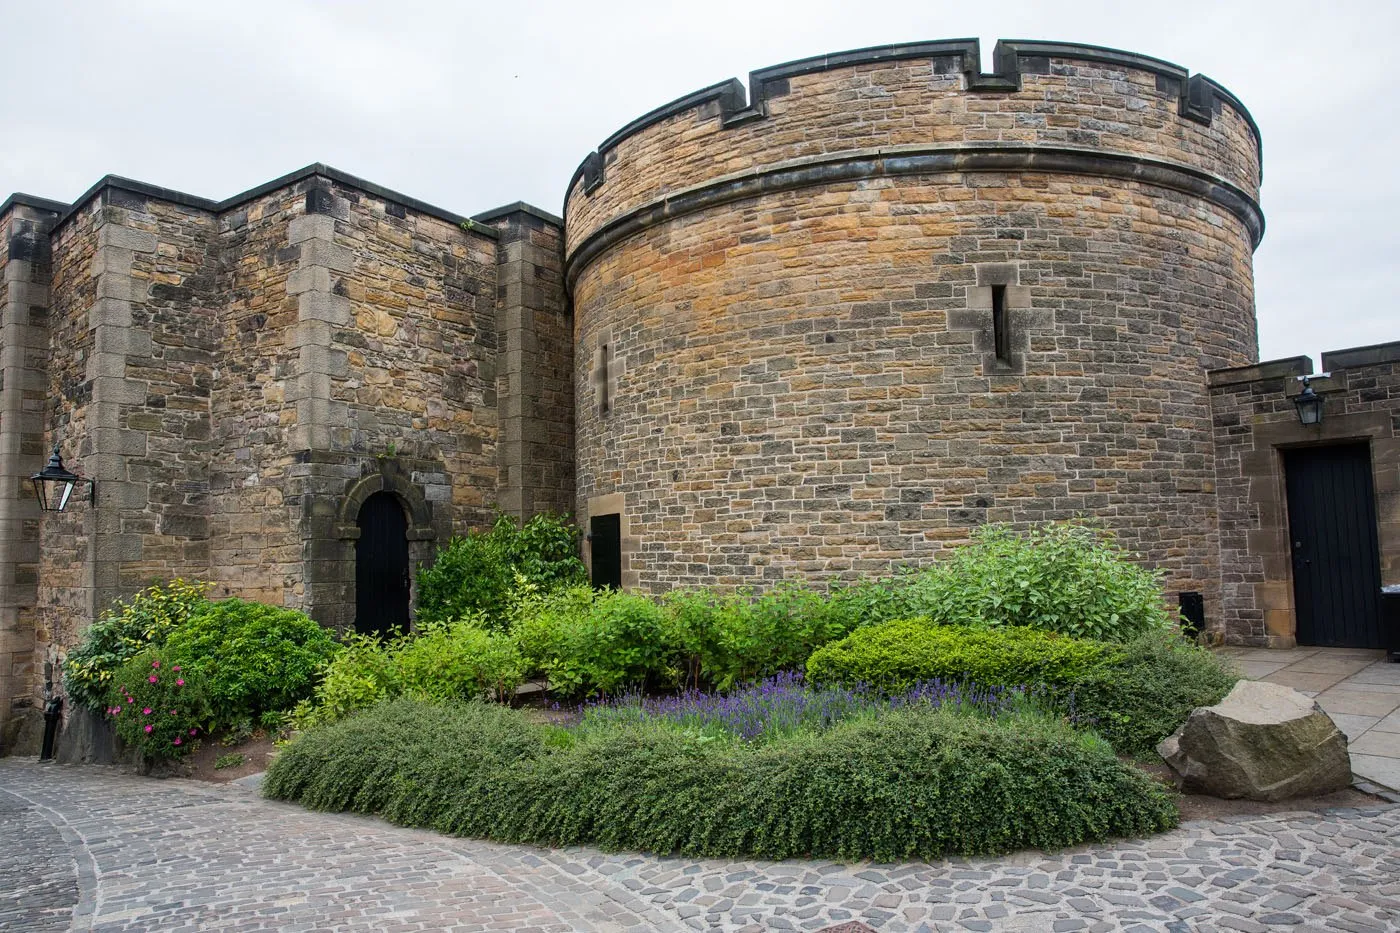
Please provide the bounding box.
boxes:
[1157,679,1352,801]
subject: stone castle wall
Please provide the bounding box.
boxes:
[1209,343,1400,646]
[565,40,1263,618]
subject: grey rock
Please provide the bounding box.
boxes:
[1158,680,1352,801]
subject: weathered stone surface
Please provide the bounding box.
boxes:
[1158,679,1353,801]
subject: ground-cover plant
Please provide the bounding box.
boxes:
[163,599,339,732]
[108,648,212,760]
[808,619,1238,757]
[264,696,1178,861]
[62,579,212,712]
[415,513,587,628]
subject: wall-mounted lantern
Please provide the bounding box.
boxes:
[1293,375,1325,426]
[30,445,95,512]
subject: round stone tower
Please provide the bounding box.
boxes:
[564,39,1263,620]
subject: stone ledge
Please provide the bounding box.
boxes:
[1207,356,1312,388]
[1322,340,1400,371]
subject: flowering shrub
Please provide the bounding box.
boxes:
[62,580,212,712]
[572,671,1031,744]
[108,648,212,761]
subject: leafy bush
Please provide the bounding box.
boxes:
[162,599,339,731]
[516,586,678,696]
[62,580,212,712]
[1051,630,1239,757]
[289,634,400,731]
[415,513,586,628]
[108,649,212,761]
[888,523,1173,640]
[808,619,1238,757]
[265,697,1177,861]
[396,617,526,703]
[806,619,1118,692]
[665,584,857,690]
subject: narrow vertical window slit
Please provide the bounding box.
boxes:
[991,285,1010,363]
[599,343,611,415]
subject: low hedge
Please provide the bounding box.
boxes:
[806,620,1238,757]
[264,698,1178,861]
[806,620,1117,691]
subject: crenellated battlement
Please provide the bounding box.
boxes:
[563,39,1263,274]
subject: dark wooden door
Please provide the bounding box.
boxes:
[1285,443,1383,648]
[356,491,410,638]
[590,513,621,590]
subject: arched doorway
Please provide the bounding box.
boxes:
[355,491,410,637]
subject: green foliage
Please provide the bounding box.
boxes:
[264,698,1177,861]
[665,584,860,690]
[289,634,401,731]
[416,513,587,628]
[62,580,212,712]
[214,753,245,770]
[1052,630,1240,757]
[807,619,1239,756]
[514,586,679,696]
[889,524,1174,640]
[807,620,1119,692]
[162,599,339,731]
[395,617,526,703]
[108,648,213,761]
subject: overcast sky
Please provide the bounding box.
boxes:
[4,1,1396,364]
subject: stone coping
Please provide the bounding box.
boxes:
[566,37,1262,199]
[1209,342,1400,388]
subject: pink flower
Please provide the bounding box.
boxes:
[175,679,185,687]
[126,697,134,704]
[173,738,182,746]
[143,707,152,715]
[148,675,158,683]
[144,725,153,733]
[189,728,198,735]
[151,660,161,669]
[172,666,181,672]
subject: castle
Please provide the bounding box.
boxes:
[2,39,1397,749]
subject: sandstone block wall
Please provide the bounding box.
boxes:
[566,40,1262,619]
[0,195,63,737]
[1209,343,1400,646]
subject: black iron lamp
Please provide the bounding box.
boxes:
[30,445,94,512]
[1293,376,1324,426]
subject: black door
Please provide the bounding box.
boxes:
[1285,443,1383,648]
[590,513,622,590]
[356,491,410,638]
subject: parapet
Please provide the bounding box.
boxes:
[564,39,1263,278]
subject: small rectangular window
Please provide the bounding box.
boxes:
[991,285,1010,363]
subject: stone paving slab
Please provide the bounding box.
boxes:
[3,758,1400,932]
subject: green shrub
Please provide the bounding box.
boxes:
[808,619,1238,757]
[265,698,1177,860]
[890,523,1173,640]
[1053,630,1239,757]
[527,586,679,696]
[806,619,1118,692]
[108,648,213,761]
[395,617,526,703]
[163,599,339,731]
[665,584,858,690]
[289,634,400,731]
[415,513,586,628]
[62,580,212,712]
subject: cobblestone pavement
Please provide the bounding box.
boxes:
[2,758,1399,933]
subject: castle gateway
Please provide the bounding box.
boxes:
[2,39,1398,748]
